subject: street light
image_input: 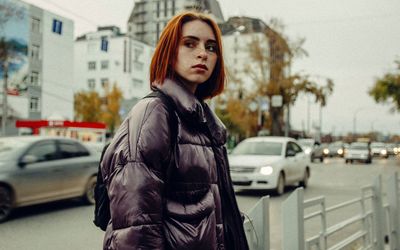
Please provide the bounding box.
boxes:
[352,107,369,140]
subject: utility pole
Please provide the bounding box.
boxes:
[1,39,8,137]
[2,60,8,136]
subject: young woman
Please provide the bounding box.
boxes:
[101,11,248,250]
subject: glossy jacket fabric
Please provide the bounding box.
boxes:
[101,79,248,250]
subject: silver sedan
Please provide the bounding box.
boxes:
[0,136,100,222]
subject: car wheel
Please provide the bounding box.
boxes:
[320,157,323,162]
[82,176,96,205]
[0,186,13,223]
[345,159,348,164]
[275,173,285,195]
[300,169,310,188]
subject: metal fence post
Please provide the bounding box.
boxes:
[282,187,305,250]
[244,196,270,250]
[373,175,385,250]
[387,172,399,250]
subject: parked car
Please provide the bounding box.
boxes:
[0,136,100,222]
[228,136,310,195]
[297,138,324,162]
[344,142,372,164]
[370,142,389,158]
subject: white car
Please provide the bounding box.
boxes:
[370,142,389,158]
[228,136,310,195]
[344,142,372,164]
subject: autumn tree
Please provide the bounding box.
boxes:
[222,17,334,136]
[101,83,123,134]
[74,91,102,122]
[369,59,400,112]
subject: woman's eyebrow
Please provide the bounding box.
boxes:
[182,35,216,43]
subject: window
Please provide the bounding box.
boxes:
[156,1,160,18]
[156,22,160,42]
[100,60,109,70]
[30,97,40,112]
[164,0,168,17]
[100,38,108,52]
[101,78,109,88]
[88,61,96,70]
[27,141,58,162]
[31,17,40,32]
[88,79,95,89]
[52,19,63,34]
[31,45,40,60]
[132,78,143,88]
[30,71,39,86]
[172,0,175,15]
[58,141,90,159]
[133,61,143,70]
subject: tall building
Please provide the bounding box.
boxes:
[0,0,74,135]
[221,16,290,96]
[127,0,224,46]
[74,26,154,118]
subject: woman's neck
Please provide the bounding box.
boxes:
[174,74,197,94]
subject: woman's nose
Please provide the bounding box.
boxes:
[196,45,208,60]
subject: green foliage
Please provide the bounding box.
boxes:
[369,60,400,111]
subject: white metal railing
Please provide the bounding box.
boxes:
[281,174,400,250]
[244,173,399,250]
[243,196,270,250]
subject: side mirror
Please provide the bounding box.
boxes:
[286,150,296,157]
[19,155,38,167]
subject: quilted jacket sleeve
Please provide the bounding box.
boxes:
[103,99,172,250]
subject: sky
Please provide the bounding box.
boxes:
[21,0,400,136]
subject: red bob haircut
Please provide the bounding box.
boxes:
[150,11,226,100]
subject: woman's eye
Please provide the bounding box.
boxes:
[184,41,196,48]
[206,44,217,53]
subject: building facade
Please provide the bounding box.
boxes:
[74,26,154,118]
[127,0,224,46]
[0,0,74,135]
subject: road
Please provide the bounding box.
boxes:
[0,156,398,250]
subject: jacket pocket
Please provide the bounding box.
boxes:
[163,190,217,250]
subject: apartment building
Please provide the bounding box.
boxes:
[127,0,224,46]
[74,26,154,117]
[0,0,74,135]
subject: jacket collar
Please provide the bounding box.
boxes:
[155,78,227,145]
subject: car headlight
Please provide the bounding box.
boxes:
[337,149,343,155]
[381,149,387,155]
[323,149,329,155]
[304,148,311,154]
[260,166,273,175]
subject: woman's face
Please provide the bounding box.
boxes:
[174,20,218,93]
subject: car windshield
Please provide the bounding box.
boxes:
[0,138,28,160]
[350,143,368,150]
[298,140,313,147]
[371,143,385,148]
[231,141,283,156]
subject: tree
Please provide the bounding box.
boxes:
[369,60,400,112]
[228,17,334,136]
[101,83,123,134]
[74,83,123,134]
[74,91,102,122]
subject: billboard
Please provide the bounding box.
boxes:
[0,0,29,96]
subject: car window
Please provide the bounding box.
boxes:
[292,142,303,153]
[59,141,90,159]
[26,141,58,162]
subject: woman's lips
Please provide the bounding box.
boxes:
[192,64,208,70]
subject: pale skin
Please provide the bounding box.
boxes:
[174,20,218,94]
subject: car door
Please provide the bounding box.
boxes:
[56,139,95,197]
[14,139,64,205]
[292,142,307,180]
[284,142,297,183]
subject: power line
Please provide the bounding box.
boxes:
[33,0,99,28]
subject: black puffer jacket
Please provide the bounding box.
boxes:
[101,79,248,250]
